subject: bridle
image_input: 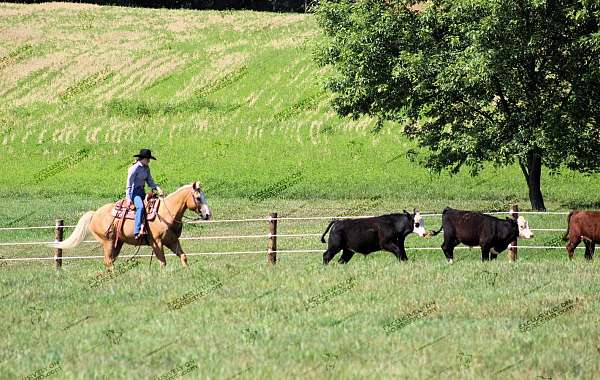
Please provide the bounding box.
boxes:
[190,190,203,219]
[158,188,206,227]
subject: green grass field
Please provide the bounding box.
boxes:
[2,2,600,379]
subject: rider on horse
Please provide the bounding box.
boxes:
[126,149,163,239]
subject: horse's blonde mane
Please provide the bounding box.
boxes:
[175,184,194,192]
[166,182,199,198]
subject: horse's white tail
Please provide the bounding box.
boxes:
[49,211,94,249]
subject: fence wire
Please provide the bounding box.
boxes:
[0,211,578,263]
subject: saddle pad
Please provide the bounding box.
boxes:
[112,198,160,221]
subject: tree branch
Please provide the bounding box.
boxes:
[456,97,495,125]
[492,75,512,118]
[519,158,530,182]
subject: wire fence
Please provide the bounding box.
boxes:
[0,210,572,232]
[0,209,578,264]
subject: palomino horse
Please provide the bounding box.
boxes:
[50,182,211,268]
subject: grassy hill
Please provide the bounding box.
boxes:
[1,2,600,209]
[1,3,600,380]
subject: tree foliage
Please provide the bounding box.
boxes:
[315,0,600,210]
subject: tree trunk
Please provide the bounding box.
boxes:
[519,152,546,211]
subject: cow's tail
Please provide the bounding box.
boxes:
[321,219,338,243]
[427,207,448,237]
[562,211,574,241]
[48,211,94,249]
[427,226,443,237]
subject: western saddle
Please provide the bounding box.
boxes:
[109,193,161,246]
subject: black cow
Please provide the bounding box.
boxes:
[429,208,533,263]
[320,210,426,265]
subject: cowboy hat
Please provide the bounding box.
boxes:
[133,148,156,160]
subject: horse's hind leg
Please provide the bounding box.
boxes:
[165,240,188,267]
[101,240,117,269]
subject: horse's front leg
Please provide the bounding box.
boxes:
[151,241,166,268]
[165,240,188,267]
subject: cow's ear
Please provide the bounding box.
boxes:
[403,209,408,215]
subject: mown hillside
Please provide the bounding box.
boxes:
[1,2,599,210]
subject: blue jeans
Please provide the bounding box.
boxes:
[132,192,145,235]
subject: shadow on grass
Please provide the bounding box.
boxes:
[559,200,600,210]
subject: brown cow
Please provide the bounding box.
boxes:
[563,211,600,260]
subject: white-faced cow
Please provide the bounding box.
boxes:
[320,210,427,265]
[428,208,533,263]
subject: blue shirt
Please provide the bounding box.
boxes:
[126,161,157,200]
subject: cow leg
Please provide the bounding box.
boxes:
[584,240,591,260]
[323,230,344,265]
[481,246,491,261]
[490,248,498,261]
[584,239,595,261]
[323,246,342,265]
[381,241,408,262]
[396,236,408,261]
[442,238,458,264]
[566,236,581,260]
[338,249,355,264]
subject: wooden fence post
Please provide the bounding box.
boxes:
[508,205,518,262]
[54,219,64,269]
[267,212,277,265]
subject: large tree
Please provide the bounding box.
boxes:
[314,0,600,210]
